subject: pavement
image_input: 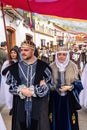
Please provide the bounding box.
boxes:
[78,108,87,130]
[0,106,87,130]
[0,106,12,130]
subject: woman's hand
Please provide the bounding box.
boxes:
[59,85,72,92]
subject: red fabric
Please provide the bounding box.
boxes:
[0,0,87,20]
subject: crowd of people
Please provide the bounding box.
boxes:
[0,40,87,130]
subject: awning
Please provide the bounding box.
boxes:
[0,0,87,20]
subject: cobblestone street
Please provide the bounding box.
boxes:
[1,106,87,130]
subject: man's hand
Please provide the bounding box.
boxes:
[40,80,46,86]
[21,88,32,97]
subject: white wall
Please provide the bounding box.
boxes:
[35,32,54,47]
[1,10,72,48]
[0,10,34,47]
[0,11,6,41]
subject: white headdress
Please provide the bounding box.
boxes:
[55,45,70,71]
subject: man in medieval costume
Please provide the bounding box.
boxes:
[2,40,53,130]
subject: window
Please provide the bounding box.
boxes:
[6,27,16,50]
[26,35,33,41]
[41,39,46,47]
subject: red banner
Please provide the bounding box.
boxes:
[0,0,87,20]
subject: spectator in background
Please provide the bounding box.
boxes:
[34,47,39,58]
[0,41,8,53]
[70,44,84,75]
[41,54,49,64]
[79,45,86,68]
[0,41,7,85]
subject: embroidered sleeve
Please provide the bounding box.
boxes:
[35,67,53,97]
[6,72,18,95]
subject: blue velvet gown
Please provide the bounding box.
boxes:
[52,91,71,130]
[50,71,83,130]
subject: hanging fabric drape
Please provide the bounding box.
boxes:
[0,0,87,20]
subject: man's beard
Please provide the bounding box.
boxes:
[23,55,32,60]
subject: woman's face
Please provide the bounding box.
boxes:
[10,50,17,60]
[57,53,67,63]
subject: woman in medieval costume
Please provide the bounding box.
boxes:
[79,63,87,108]
[0,47,20,114]
[50,44,83,130]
